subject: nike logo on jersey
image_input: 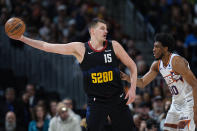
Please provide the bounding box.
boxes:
[180,116,189,120]
[187,99,192,102]
[88,52,94,54]
[105,50,111,52]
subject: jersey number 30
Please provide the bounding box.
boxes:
[169,85,179,95]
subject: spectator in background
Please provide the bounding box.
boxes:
[148,96,164,123]
[17,91,32,130]
[139,120,147,131]
[152,86,164,98]
[2,111,25,131]
[62,98,81,123]
[80,118,87,131]
[37,99,47,109]
[5,111,17,131]
[127,39,141,60]
[159,99,171,131]
[136,60,148,76]
[0,7,10,25]
[26,84,38,108]
[184,25,197,59]
[46,100,58,120]
[39,17,52,41]
[0,87,19,128]
[28,105,49,131]
[146,119,158,131]
[175,38,184,56]
[133,113,142,130]
[138,102,150,121]
[184,25,197,75]
[132,94,143,112]
[62,97,74,109]
[49,102,81,131]
[26,83,40,120]
[142,91,152,108]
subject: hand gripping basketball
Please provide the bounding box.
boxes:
[5,17,25,40]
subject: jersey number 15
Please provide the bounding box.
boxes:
[104,54,112,63]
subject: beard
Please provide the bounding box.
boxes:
[5,121,16,131]
[155,53,164,60]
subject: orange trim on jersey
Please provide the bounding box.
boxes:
[163,73,177,85]
[163,71,184,85]
[187,120,191,129]
[183,120,191,129]
[164,123,178,129]
[178,120,191,129]
[158,60,160,72]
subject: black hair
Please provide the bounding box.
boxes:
[33,105,46,121]
[88,18,107,30]
[146,119,158,129]
[154,33,175,52]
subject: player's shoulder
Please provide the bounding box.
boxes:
[152,60,160,66]
[111,40,122,49]
[111,40,119,45]
[172,55,184,60]
[151,60,160,72]
[171,55,190,74]
[172,55,188,66]
[69,42,85,49]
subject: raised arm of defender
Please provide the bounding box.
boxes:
[18,35,85,62]
[121,61,159,88]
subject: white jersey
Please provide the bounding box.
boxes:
[158,53,193,107]
[159,54,195,131]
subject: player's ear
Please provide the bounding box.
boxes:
[89,28,95,35]
[88,28,91,35]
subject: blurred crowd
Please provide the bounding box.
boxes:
[0,84,171,131]
[132,0,197,75]
[0,0,197,131]
[0,84,86,131]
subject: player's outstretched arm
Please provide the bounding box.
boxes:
[19,36,83,55]
[112,40,137,105]
[172,56,197,125]
[9,35,84,62]
[120,61,159,88]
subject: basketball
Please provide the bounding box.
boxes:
[5,17,25,39]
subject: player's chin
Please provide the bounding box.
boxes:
[153,54,159,60]
[154,56,160,60]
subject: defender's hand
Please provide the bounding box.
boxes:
[120,71,130,82]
